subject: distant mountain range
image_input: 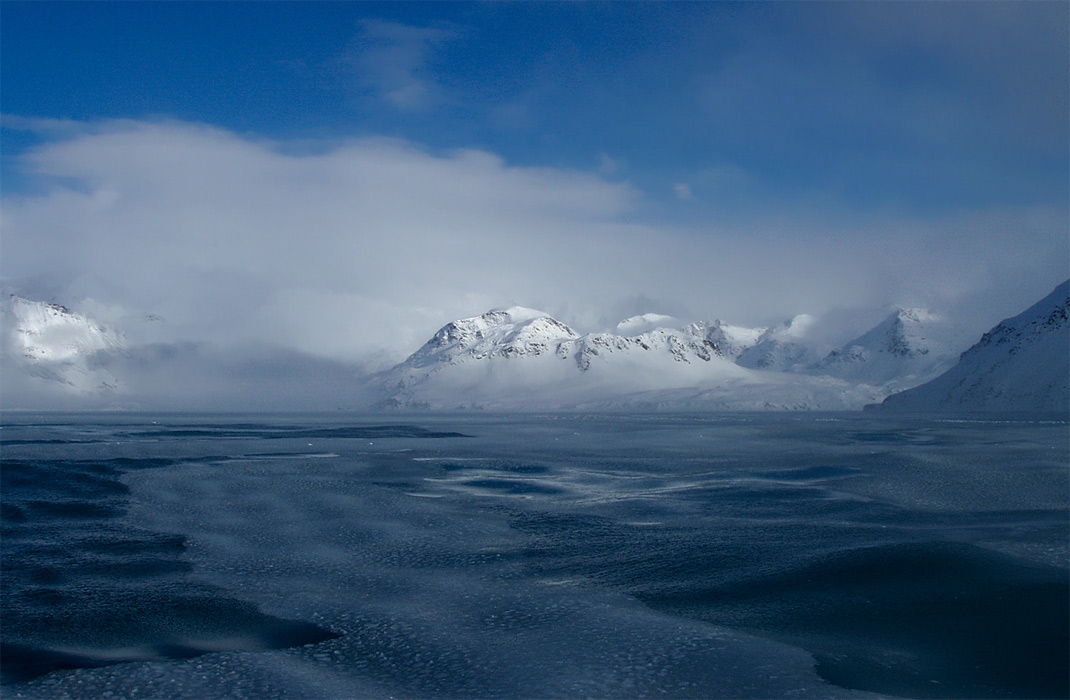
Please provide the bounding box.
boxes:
[4,281,1067,413]
[373,302,960,411]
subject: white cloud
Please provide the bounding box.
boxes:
[2,118,1065,373]
[345,19,459,112]
[673,183,693,200]
[2,120,642,361]
[597,153,619,176]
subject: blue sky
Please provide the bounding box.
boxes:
[1,2,1067,361]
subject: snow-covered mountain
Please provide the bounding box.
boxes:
[812,308,954,389]
[376,307,882,411]
[616,313,685,336]
[690,319,765,361]
[398,307,580,369]
[12,284,1058,413]
[0,294,381,410]
[736,314,819,371]
[2,296,126,394]
[380,307,731,408]
[880,280,1070,412]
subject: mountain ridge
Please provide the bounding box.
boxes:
[880,280,1070,413]
[8,284,1063,413]
[374,303,956,411]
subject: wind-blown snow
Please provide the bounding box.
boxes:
[881,280,1070,412]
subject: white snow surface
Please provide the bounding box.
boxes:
[377,308,882,411]
[689,320,766,361]
[10,296,123,361]
[736,314,820,372]
[3,296,126,393]
[881,280,1070,412]
[812,308,955,389]
[10,285,1059,413]
[400,306,580,370]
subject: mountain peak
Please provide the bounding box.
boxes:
[690,319,765,360]
[895,307,938,324]
[377,305,761,409]
[3,296,125,394]
[9,296,125,362]
[881,280,1069,412]
[401,306,579,371]
[482,306,550,325]
[810,304,952,387]
[784,313,817,334]
[735,315,819,371]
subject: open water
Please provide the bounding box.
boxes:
[1,412,1067,699]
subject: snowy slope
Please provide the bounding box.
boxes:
[689,320,765,361]
[736,315,820,371]
[399,307,579,369]
[812,308,955,389]
[880,280,1070,412]
[376,307,879,411]
[380,307,733,408]
[3,296,126,393]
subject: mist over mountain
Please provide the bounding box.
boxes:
[880,280,1070,413]
[4,280,1066,413]
[2,296,125,396]
[813,308,958,391]
[1,8,1068,700]
[371,300,966,411]
[0,295,374,411]
[3,2,1067,414]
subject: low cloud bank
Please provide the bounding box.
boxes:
[2,119,1066,409]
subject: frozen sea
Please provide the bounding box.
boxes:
[1,411,1067,699]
